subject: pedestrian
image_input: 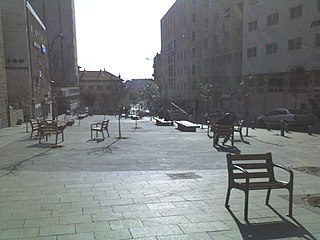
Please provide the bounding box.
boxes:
[215,113,234,145]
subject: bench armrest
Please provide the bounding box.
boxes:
[232,164,250,185]
[272,163,294,183]
[91,122,102,128]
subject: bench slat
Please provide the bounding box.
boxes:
[233,172,270,179]
[228,154,272,161]
[234,163,268,169]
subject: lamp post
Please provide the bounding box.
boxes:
[48,33,63,121]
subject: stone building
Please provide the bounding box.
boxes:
[0,9,9,128]
[79,70,123,115]
[242,0,320,118]
[27,0,80,115]
[157,0,243,120]
[1,0,51,120]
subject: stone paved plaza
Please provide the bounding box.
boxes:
[0,115,319,239]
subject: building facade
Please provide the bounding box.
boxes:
[0,9,9,128]
[1,0,51,120]
[243,0,320,118]
[157,0,243,121]
[28,0,80,114]
[79,70,123,115]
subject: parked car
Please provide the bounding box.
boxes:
[256,108,314,128]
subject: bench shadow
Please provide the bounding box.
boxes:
[214,144,241,154]
[227,206,317,240]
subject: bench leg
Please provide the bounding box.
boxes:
[240,130,244,141]
[244,189,249,222]
[288,186,293,217]
[266,188,271,205]
[225,187,231,208]
[106,129,110,137]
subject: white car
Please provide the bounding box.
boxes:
[256,108,314,127]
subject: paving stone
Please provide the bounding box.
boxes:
[129,225,183,238]
[76,221,110,233]
[178,221,230,233]
[39,224,75,236]
[24,217,59,227]
[109,219,144,230]
[94,229,132,240]
[0,227,39,239]
[157,232,212,240]
[57,232,95,240]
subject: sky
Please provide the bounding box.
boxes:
[74,0,176,80]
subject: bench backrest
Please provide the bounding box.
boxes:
[234,120,244,131]
[226,153,275,183]
[41,122,59,134]
[30,119,40,130]
[213,124,234,134]
[102,119,109,130]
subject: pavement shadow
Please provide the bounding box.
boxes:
[214,144,241,154]
[227,206,317,240]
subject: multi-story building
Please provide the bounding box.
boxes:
[157,0,243,121]
[79,70,123,115]
[28,0,80,115]
[0,9,9,128]
[1,0,51,120]
[243,0,320,118]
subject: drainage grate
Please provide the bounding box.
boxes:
[301,194,320,208]
[293,166,320,177]
[166,172,202,180]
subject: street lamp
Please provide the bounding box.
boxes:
[51,80,55,121]
[48,33,63,122]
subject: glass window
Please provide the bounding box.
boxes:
[267,12,279,25]
[247,47,257,58]
[248,20,257,32]
[266,43,277,55]
[315,33,320,47]
[288,37,302,51]
[290,5,302,19]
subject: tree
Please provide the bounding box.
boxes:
[140,81,160,115]
[199,82,222,112]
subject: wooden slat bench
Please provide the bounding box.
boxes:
[212,124,234,146]
[39,122,66,146]
[29,118,40,139]
[175,120,199,132]
[233,120,244,141]
[154,117,173,126]
[225,152,294,221]
[91,119,110,140]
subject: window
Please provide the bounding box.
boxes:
[192,31,195,41]
[288,37,302,51]
[192,65,196,74]
[224,31,230,41]
[268,78,284,92]
[267,13,279,25]
[204,17,209,28]
[248,20,257,32]
[237,2,243,13]
[247,47,257,58]
[266,43,277,55]
[315,33,320,47]
[224,8,230,20]
[290,6,302,19]
[192,13,196,23]
[214,35,218,44]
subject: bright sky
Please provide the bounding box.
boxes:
[75,0,176,80]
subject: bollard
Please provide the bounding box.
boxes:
[280,120,285,136]
[267,122,271,131]
[308,125,312,135]
[284,123,289,133]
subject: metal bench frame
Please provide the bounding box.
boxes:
[91,119,110,140]
[225,152,294,221]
